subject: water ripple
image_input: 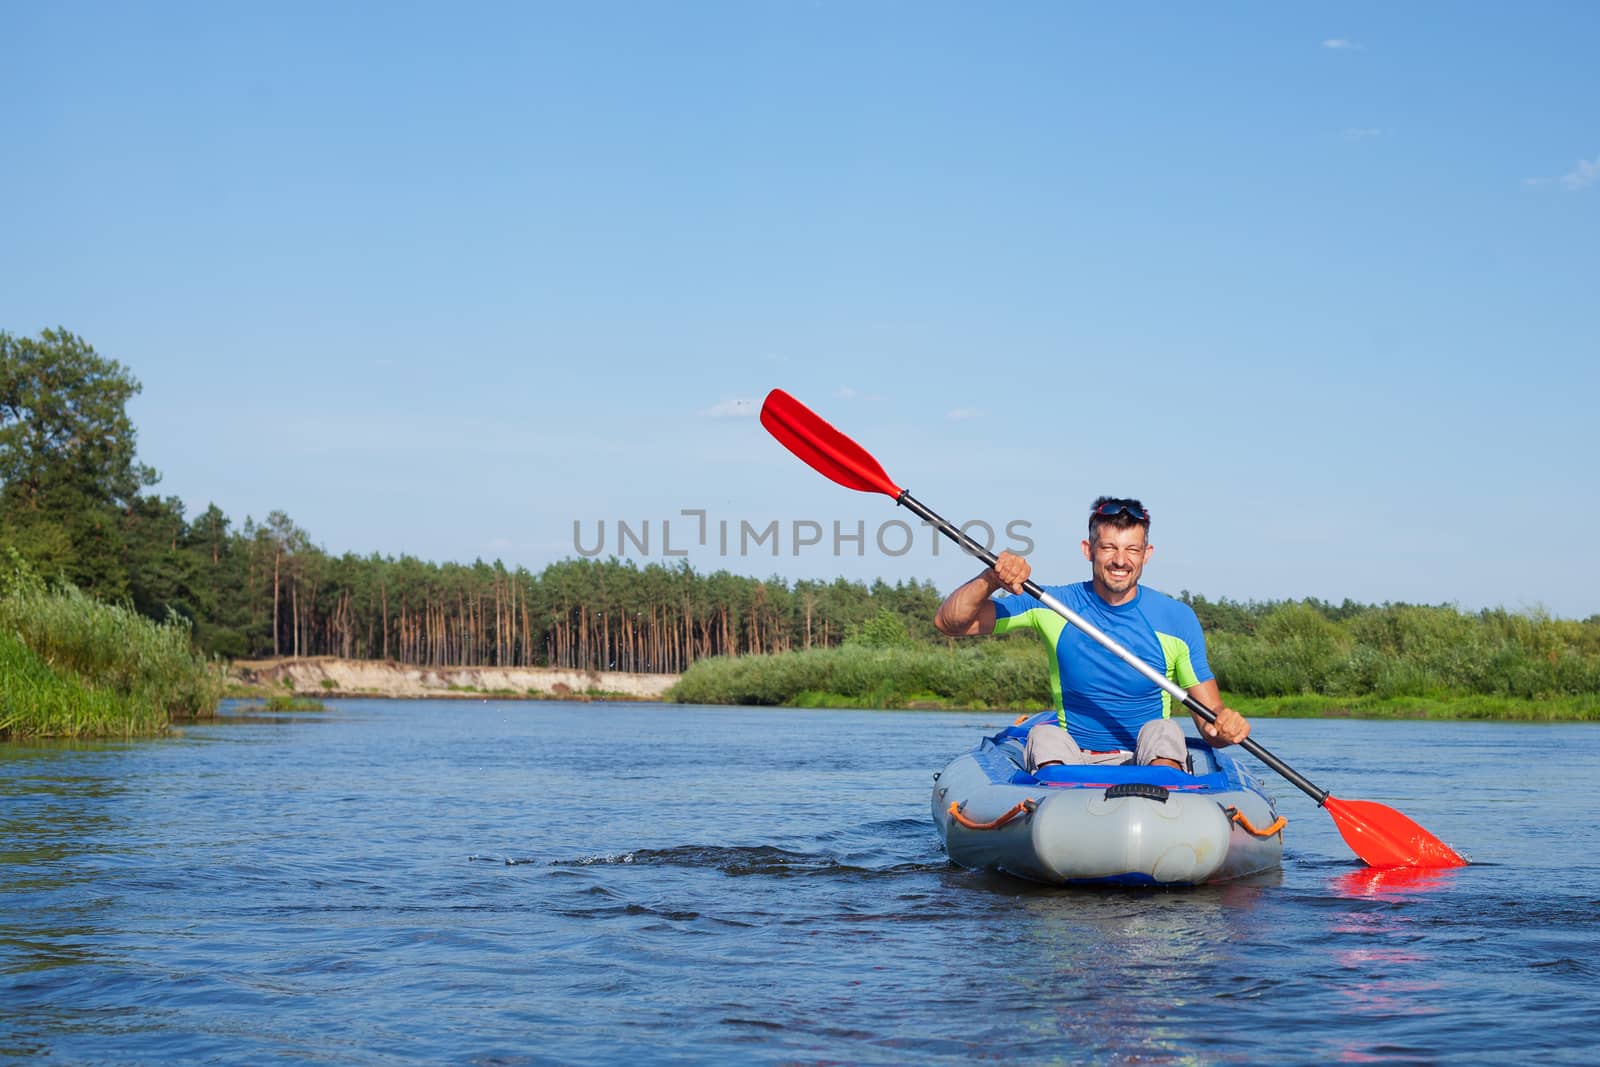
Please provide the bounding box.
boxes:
[537,843,947,877]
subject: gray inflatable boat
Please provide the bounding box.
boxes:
[932,714,1285,886]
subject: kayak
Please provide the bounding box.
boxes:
[932,712,1285,886]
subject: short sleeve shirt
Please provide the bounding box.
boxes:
[992,582,1212,751]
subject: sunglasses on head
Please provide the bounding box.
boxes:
[1091,501,1150,521]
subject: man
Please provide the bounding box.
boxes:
[933,497,1249,773]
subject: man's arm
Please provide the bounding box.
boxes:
[1184,678,1250,746]
[933,551,1030,637]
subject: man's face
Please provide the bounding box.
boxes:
[1082,524,1151,601]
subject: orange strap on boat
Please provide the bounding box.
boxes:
[948,799,1036,831]
[1225,806,1287,838]
[1013,714,1030,726]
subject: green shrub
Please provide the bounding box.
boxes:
[845,609,916,650]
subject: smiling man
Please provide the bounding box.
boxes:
[933,497,1250,773]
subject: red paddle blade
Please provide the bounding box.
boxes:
[1325,796,1468,869]
[760,389,904,499]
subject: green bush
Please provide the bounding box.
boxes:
[845,609,917,650]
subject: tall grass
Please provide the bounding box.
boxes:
[1209,602,1600,701]
[671,639,1051,710]
[0,630,159,737]
[671,600,1600,718]
[0,557,226,739]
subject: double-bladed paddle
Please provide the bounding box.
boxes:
[759,387,1466,869]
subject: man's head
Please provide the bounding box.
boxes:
[1082,497,1151,604]
[1086,497,1150,542]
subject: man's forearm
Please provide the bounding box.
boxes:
[934,571,1001,636]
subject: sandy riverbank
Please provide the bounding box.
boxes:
[229,656,679,700]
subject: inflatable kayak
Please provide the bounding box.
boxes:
[932,712,1285,886]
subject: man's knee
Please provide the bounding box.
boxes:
[1136,718,1186,767]
[1024,723,1076,771]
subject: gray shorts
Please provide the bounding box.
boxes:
[1023,718,1188,773]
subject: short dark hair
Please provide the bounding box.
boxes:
[1088,496,1150,541]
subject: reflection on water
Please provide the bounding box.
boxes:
[0,748,132,985]
[1320,866,1465,1062]
[1330,865,1464,899]
[989,875,1283,1061]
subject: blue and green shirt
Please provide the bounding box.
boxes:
[992,582,1212,751]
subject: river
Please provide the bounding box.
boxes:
[2,700,1596,1064]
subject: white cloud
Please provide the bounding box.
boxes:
[1343,127,1382,140]
[1560,156,1600,191]
[836,386,857,400]
[947,408,983,421]
[1523,155,1599,192]
[1322,38,1358,50]
[700,397,757,417]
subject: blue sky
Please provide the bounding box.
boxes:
[4,3,1597,617]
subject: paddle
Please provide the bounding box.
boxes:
[760,388,1467,869]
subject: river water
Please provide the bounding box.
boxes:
[2,700,1596,1065]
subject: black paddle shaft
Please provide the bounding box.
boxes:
[896,490,1332,806]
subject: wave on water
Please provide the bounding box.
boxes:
[471,843,946,877]
[468,813,948,876]
[559,843,946,877]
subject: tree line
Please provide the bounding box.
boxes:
[0,327,945,670]
[150,525,948,673]
[4,327,1597,683]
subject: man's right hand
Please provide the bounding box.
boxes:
[988,551,1031,595]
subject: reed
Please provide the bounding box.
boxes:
[1227,692,1600,721]
[1208,602,1600,701]
[0,631,165,737]
[669,600,1600,720]
[260,695,326,712]
[0,559,226,739]
[670,639,1051,710]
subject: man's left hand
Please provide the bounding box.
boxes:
[1197,705,1250,747]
